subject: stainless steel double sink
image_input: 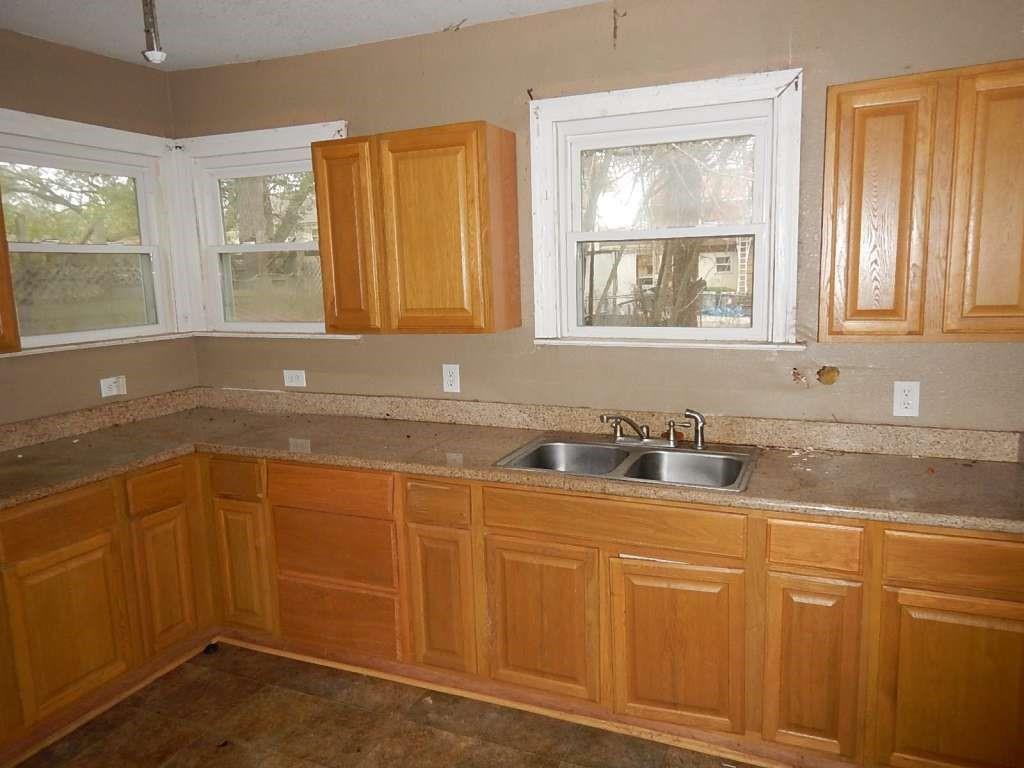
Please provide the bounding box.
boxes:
[496,437,756,492]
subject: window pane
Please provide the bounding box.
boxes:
[11,252,157,335]
[0,163,142,245]
[580,136,755,231]
[219,173,317,244]
[220,251,324,323]
[577,236,754,329]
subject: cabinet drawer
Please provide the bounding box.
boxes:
[482,486,745,558]
[404,478,471,528]
[0,483,118,564]
[278,575,398,660]
[127,461,187,517]
[274,506,397,590]
[209,457,262,500]
[767,519,863,574]
[268,463,392,520]
[883,530,1024,599]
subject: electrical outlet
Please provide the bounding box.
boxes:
[442,363,460,393]
[283,369,307,388]
[99,375,127,398]
[288,437,311,453]
[893,381,920,417]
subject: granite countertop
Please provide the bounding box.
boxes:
[0,407,1021,534]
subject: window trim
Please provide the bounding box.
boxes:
[530,68,802,345]
[181,123,347,335]
[0,111,175,348]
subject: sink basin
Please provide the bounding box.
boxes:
[502,441,630,474]
[622,450,746,489]
[496,438,755,491]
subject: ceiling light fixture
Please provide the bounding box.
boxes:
[141,0,167,64]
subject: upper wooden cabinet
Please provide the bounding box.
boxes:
[0,202,20,353]
[820,58,1024,341]
[312,121,520,334]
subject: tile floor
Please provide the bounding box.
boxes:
[17,644,756,768]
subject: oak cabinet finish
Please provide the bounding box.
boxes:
[485,535,600,701]
[0,202,20,353]
[875,588,1024,768]
[407,523,476,672]
[313,121,520,334]
[610,557,745,733]
[3,530,132,724]
[820,58,1024,341]
[762,572,861,757]
[312,138,385,332]
[212,499,274,632]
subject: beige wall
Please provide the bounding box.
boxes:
[175,0,1024,431]
[2,3,1024,430]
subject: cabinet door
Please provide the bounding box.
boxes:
[820,81,937,339]
[762,573,861,757]
[133,504,197,654]
[0,204,20,353]
[876,587,1024,768]
[407,524,476,672]
[378,124,487,331]
[486,535,599,700]
[3,532,132,723]
[945,66,1024,334]
[213,499,274,632]
[609,557,745,733]
[312,138,385,332]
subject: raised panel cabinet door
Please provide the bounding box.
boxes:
[132,504,197,654]
[609,557,745,733]
[407,524,476,673]
[875,588,1024,768]
[945,66,1024,334]
[213,499,274,632]
[378,124,487,331]
[0,205,20,352]
[820,81,937,339]
[3,532,131,723]
[312,138,386,332]
[762,573,861,757]
[485,535,600,700]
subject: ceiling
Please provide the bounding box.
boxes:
[0,0,601,70]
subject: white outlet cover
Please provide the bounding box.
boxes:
[442,363,460,393]
[99,375,127,398]
[283,369,307,387]
[893,381,920,417]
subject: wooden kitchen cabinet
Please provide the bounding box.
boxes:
[406,523,476,672]
[762,572,861,756]
[212,498,275,632]
[485,535,600,701]
[0,203,20,353]
[609,556,745,733]
[820,58,1024,342]
[312,121,520,334]
[875,587,1024,768]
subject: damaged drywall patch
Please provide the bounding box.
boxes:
[816,366,841,385]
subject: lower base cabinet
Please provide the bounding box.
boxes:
[762,572,861,757]
[609,556,745,733]
[485,535,600,701]
[875,587,1024,768]
[3,531,132,724]
[213,499,274,632]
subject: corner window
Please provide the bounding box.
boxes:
[185,123,345,334]
[0,140,169,346]
[530,69,802,345]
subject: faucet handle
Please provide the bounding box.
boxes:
[600,413,623,440]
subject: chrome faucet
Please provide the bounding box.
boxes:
[600,414,651,441]
[684,409,706,450]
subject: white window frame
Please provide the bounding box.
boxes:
[530,69,802,346]
[0,109,175,348]
[181,122,347,335]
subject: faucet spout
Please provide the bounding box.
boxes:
[683,409,707,450]
[600,414,651,441]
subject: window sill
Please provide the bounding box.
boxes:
[534,337,807,351]
[6,330,361,357]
